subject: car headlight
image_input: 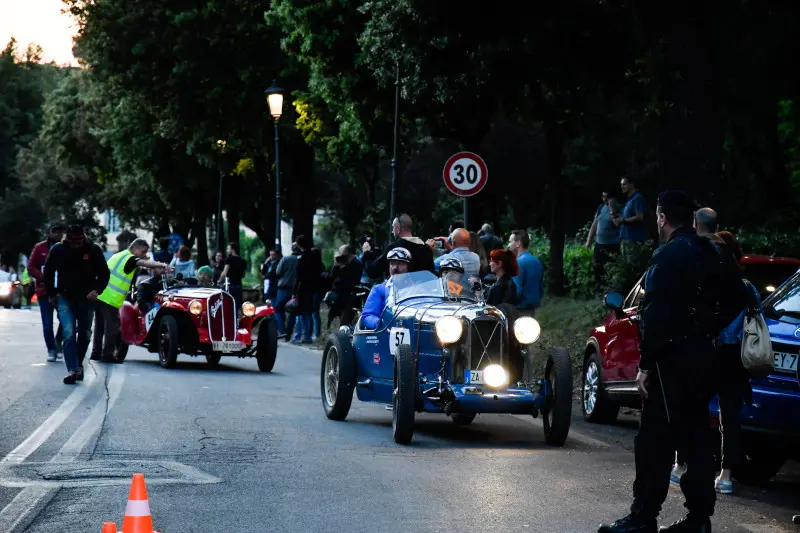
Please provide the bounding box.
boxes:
[483,363,508,388]
[242,302,256,317]
[189,300,203,316]
[514,316,541,344]
[435,316,463,344]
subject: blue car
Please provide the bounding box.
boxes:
[709,267,800,483]
[319,270,573,445]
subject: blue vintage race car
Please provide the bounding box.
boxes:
[320,270,573,445]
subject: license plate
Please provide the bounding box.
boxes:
[465,370,483,384]
[773,351,798,373]
[212,341,244,353]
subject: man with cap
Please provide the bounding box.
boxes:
[599,191,747,533]
[27,222,66,362]
[43,224,110,384]
[361,248,413,330]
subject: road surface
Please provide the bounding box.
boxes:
[0,308,797,532]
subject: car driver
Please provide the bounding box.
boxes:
[361,248,413,329]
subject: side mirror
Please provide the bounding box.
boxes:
[604,291,625,318]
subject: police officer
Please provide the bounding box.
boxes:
[599,191,745,533]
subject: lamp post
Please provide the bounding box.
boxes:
[215,139,227,253]
[389,61,400,236]
[265,80,284,252]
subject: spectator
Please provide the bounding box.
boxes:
[44,224,110,384]
[261,249,282,301]
[367,214,434,278]
[325,244,363,328]
[292,235,323,344]
[169,245,196,279]
[296,246,326,340]
[27,222,66,362]
[153,236,172,263]
[585,191,621,290]
[211,251,225,285]
[614,176,648,253]
[485,249,519,306]
[507,230,544,317]
[274,244,300,338]
[432,228,481,281]
[478,223,503,256]
[469,231,490,279]
[217,242,247,311]
[357,233,381,284]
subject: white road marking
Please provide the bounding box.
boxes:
[30,363,46,367]
[0,486,59,533]
[0,364,100,465]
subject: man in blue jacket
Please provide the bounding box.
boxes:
[508,230,544,317]
[361,248,412,329]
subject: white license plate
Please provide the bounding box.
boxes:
[773,351,799,373]
[465,370,483,384]
[212,341,244,353]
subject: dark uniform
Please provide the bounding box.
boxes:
[601,191,746,533]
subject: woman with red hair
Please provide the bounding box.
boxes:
[485,249,519,306]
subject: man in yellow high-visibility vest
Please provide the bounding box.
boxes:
[91,238,172,363]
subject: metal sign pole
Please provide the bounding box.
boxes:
[463,198,468,229]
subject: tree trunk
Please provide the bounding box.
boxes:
[196,216,209,266]
[226,173,241,246]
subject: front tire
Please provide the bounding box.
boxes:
[392,344,416,444]
[321,332,356,420]
[733,441,787,485]
[115,339,129,362]
[158,315,179,368]
[256,319,278,372]
[582,352,619,423]
[543,347,573,446]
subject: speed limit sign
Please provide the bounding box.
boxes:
[443,151,488,197]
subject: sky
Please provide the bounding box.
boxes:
[0,0,78,66]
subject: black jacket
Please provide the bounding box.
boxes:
[485,274,517,306]
[294,249,324,311]
[367,237,434,279]
[44,242,110,302]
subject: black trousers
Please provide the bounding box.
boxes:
[631,361,716,521]
[91,301,120,361]
[592,243,620,288]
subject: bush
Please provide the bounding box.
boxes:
[563,244,595,300]
[603,241,654,295]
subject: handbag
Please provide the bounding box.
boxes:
[285,297,300,312]
[740,281,773,379]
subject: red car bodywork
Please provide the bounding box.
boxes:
[582,254,800,422]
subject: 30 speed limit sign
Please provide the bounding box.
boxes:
[443,151,488,197]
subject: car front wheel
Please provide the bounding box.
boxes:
[392,344,416,444]
[542,347,573,446]
[256,318,278,372]
[582,352,619,423]
[158,316,179,368]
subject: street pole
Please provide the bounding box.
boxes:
[389,61,399,239]
[216,169,224,252]
[273,119,281,252]
[463,198,468,229]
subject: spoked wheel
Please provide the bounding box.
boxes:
[392,344,416,444]
[320,332,355,420]
[158,315,179,368]
[542,347,573,446]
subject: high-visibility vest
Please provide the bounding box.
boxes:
[98,250,135,308]
[21,269,30,285]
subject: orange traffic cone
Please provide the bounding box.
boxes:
[121,473,156,533]
[102,522,118,533]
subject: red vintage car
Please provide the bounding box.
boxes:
[119,276,278,371]
[581,254,800,423]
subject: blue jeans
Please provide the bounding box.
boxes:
[56,296,95,372]
[38,297,61,352]
[292,313,313,342]
[274,288,292,336]
[311,292,322,338]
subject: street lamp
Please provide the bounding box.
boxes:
[389,61,400,241]
[265,80,284,252]
[215,139,227,254]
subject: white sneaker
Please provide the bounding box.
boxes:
[714,476,734,494]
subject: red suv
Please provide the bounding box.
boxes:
[581,254,800,423]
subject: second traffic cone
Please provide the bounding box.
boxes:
[121,473,155,533]
[102,522,118,533]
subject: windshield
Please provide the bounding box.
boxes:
[764,270,800,321]
[390,270,477,305]
[741,262,799,298]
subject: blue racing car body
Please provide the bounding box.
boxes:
[320,270,573,445]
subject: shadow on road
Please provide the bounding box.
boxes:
[121,358,281,375]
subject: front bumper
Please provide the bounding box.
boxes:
[430,383,544,415]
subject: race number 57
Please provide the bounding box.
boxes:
[389,327,411,355]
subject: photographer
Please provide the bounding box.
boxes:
[357,232,381,284]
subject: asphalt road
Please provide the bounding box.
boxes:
[0,308,797,533]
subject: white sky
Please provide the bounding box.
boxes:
[0,0,77,65]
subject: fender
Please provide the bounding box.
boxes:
[119,301,157,346]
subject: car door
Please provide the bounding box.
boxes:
[603,278,644,383]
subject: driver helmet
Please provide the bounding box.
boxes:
[387,247,412,265]
[439,257,464,275]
